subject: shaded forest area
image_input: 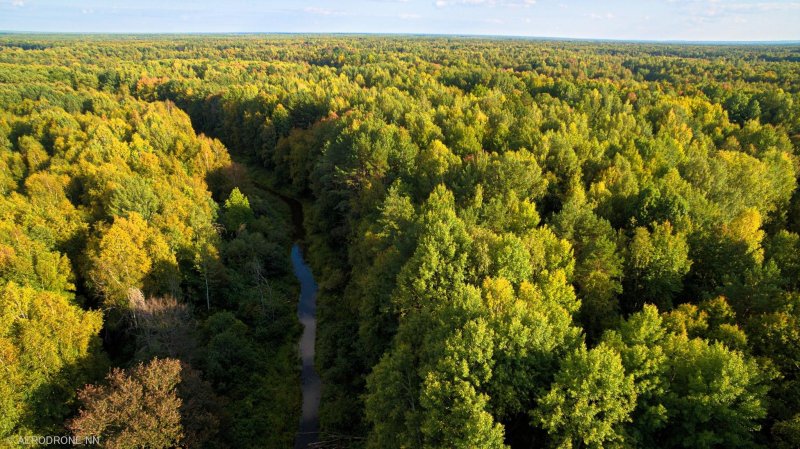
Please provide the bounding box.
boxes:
[1,35,800,448]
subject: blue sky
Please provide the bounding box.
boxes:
[1,0,799,41]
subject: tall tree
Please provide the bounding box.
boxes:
[534,343,637,449]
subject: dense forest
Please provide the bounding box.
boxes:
[1,35,800,449]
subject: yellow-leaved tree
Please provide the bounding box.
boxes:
[0,282,103,438]
[86,212,178,314]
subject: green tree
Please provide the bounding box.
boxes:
[661,335,768,449]
[747,296,800,446]
[482,275,582,435]
[765,230,800,289]
[623,222,692,312]
[725,92,761,126]
[602,305,670,447]
[534,343,637,449]
[107,175,160,221]
[551,195,624,338]
[605,305,770,449]
[420,319,506,449]
[0,220,75,293]
[393,185,472,314]
[221,187,254,233]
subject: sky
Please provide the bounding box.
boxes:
[1,0,799,41]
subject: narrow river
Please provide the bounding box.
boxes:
[292,243,321,449]
[244,176,321,448]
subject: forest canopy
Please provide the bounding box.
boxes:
[1,35,799,448]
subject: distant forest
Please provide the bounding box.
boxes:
[1,35,799,448]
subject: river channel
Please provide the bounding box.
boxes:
[292,243,321,448]
[248,178,321,448]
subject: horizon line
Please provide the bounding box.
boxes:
[1,31,800,45]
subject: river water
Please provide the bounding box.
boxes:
[292,244,321,449]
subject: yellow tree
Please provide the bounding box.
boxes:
[0,282,103,438]
[86,212,177,312]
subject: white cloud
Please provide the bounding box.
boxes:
[11,0,25,6]
[726,2,800,12]
[435,0,536,8]
[303,6,347,16]
[589,12,615,20]
[668,0,800,22]
[399,13,421,19]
